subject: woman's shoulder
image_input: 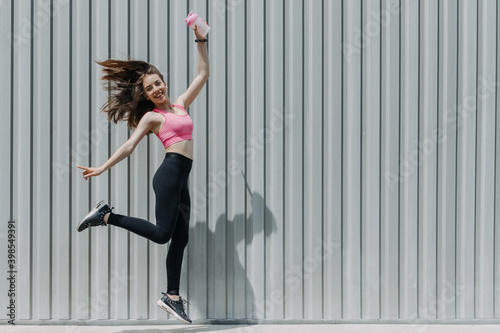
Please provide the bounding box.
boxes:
[138,111,163,134]
[172,98,186,110]
[140,110,163,124]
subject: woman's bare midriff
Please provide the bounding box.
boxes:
[165,139,193,160]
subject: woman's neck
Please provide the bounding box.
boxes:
[154,101,173,111]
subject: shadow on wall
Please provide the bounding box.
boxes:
[188,190,277,323]
[118,192,276,333]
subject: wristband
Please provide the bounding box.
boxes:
[195,38,208,43]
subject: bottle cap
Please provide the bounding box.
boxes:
[185,11,198,27]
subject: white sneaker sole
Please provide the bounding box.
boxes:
[76,200,107,232]
[157,299,191,324]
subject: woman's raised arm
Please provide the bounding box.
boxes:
[175,25,210,109]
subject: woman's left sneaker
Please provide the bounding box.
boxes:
[77,200,113,232]
[157,292,192,324]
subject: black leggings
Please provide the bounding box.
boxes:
[107,152,192,294]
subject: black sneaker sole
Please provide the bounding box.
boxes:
[76,200,107,232]
[157,299,191,324]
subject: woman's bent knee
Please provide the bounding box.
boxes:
[154,229,173,244]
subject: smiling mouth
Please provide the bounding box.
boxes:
[154,92,165,99]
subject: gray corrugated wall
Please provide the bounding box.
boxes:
[1,0,500,324]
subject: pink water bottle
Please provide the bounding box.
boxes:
[185,11,211,36]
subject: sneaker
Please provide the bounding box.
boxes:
[77,200,113,232]
[157,292,192,324]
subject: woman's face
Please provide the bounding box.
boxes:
[142,74,168,105]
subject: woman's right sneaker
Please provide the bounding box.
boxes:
[77,200,113,232]
[157,292,192,324]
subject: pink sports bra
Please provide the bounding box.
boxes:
[153,104,193,149]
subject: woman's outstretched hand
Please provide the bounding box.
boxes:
[76,165,104,181]
[194,20,208,39]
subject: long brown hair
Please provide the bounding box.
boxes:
[97,59,164,130]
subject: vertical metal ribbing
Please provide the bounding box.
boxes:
[2,0,500,323]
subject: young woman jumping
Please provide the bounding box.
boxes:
[76,24,209,324]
